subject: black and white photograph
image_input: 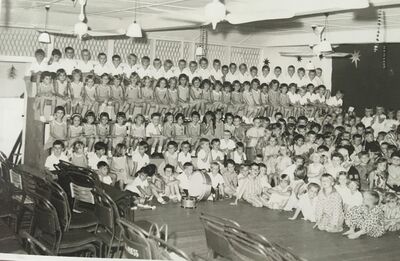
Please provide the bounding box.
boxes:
[1,0,400,260]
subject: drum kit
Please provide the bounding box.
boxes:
[181,170,212,209]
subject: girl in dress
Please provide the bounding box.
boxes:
[315,173,344,233]
[210,81,224,111]
[70,140,88,168]
[284,166,308,211]
[96,73,111,114]
[242,81,257,120]
[123,72,143,117]
[82,75,97,117]
[250,79,264,117]
[224,113,235,135]
[128,114,146,152]
[111,112,128,150]
[214,109,225,139]
[189,77,204,115]
[265,174,292,210]
[201,79,212,114]
[344,190,385,239]
[96,112,111,152]
[263,135,280,180]
[307,153,325,184]
[141,76,156,117]
[292,134,308,156]
[275,146,293,185]
[54,69,70,115]
[162,112,174,149]
[70,69,84,115]
[83,111,97,152]
[177,74,190,118]
[154,77,170,115]
[369,157,389,190]
[161,141,179,173]
[109,75,124,115]
[110,143,131,190]
[335,171,351,206]
[44,106,68,151]
[36,71,56,122]
[187,111,201,154]
[177,141,192,173]
[167,77,180,115]
[173,113,187,147]
[201,111,215,140]
[221,82,232,114]
[383,192,400,231]
[230,81,245,116]
[68,114,85,151]
[345,180,363,211]
[289,183,320,222]
[196,138,212,171]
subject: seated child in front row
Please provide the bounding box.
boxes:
[160,164,181,202]
[265,174,292,210]
[382,192,400,232]
[125,170,163,208]
[344,190,385,239]
[289,183,321,222]
[208,162,225,200]
[96,161,116,186]
[222,159,238,198]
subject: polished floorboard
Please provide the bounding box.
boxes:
[135,200,400,261]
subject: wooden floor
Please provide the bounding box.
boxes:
[136,200,400,261]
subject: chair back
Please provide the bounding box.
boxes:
[119,218,152,259]
[93,189,119,233]
[224,228,268,261]
[147,235,192,261]
[46,179,72,231]
[31,193,62,254]
[199,212,240,258]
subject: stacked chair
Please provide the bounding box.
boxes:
[199,213,303,261]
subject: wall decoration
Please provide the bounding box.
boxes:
[8,65,16,79]
[263,58,270,66]
[350,50,361,68]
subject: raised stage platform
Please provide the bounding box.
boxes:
[136,200,400,261]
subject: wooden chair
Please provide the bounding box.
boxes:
[199,212,240,259]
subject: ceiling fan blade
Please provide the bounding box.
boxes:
[280,52,316,57]
[87,31,124,37]
[226,10,294,24]
[323,52,352,58]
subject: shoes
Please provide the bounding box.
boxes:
[157,197,167,204]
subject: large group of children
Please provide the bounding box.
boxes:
[35,47,400,240]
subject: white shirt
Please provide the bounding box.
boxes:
[296,76,309,87]
[220,139,236,151]
[197,68,211,80]
[288,92,299,104]
[197,149,211,170]
[45,153,69,171]
[25,59,49,76]
[298,193,317,222]
[153,67,164,79]
[237,72,251,83]
[210,68,223,82]
[177,173,191,190]
[182,68,199,82]
[87,152,108,170]
[282,164,297,182]
[361,116,373,128]
[283,74,297,84]
[109,63,124,76]
[208,173,224,188]
[60,58,78,75]
[173,67,186,78]
[131,151,149,172]
[225,71,239,83]
[125,177,149,195]
[259,73,273,85]
[310,94,326,104]
[76,60,96,73]
[177,152,192,170]
[211,149,224,162]
[307,77,320,87]
[94,63,112,75]
[163,68,175,79]
[326,96,343,107]
[47,61,63,73]
[122,63,141,77]
[145,123,162,137]
[137,66,155,78]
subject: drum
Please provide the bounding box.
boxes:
[181,196,197,209]
[188,171,212,201]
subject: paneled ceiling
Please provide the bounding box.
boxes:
[1,0,400,46]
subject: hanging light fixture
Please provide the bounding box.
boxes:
[204,0,226,30]
[74,0,88,38]
[38,5,51,44]
[126,0,142,38]
[319,13,332,53]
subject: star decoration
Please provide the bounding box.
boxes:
[296,56,302,62]
[350,50,361,68]
[263,58,270,66]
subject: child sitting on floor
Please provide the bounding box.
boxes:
[208,162,225,201]
[96,161,116,186]
[344,190,385,239]
[265,174,292,210]
[289,183,320,222]
[160,164,181,202]
[383,192,400,232]
[222,159,238,198]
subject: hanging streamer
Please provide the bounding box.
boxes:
[374,9,383,53]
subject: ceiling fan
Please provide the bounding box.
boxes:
[279,16,352,59]
[153,0,370,31]
[36,0,124,41]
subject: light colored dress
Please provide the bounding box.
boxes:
[44,120,67,150]
[111,156,130,184]
[112,123,127,147]
[315,189,344,232]
[266,185,291,210]
[383,204,400,231]
[71,153,88,168]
